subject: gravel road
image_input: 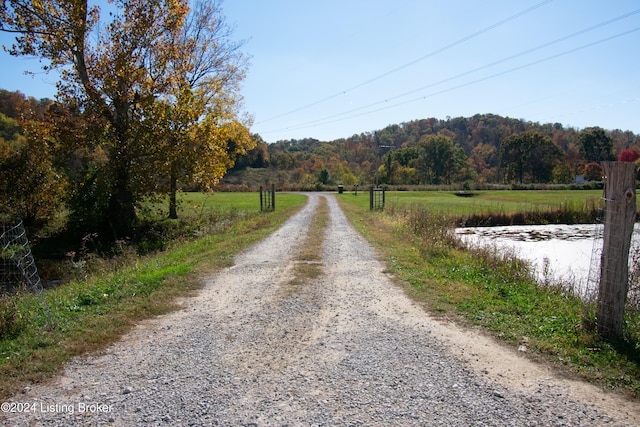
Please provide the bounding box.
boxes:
[2,193,638,426]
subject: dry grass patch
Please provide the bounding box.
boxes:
[284,196,329,292]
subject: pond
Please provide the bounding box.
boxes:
[455,224,640,298]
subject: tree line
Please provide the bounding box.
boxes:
[230,114,640,189]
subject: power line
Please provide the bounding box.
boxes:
[260,8,640,133]
[255,0,554,125]
[259,25,640,135]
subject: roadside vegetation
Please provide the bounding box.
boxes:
[0,192,307,400]
[2,188,640,400]
[2,0,640,407]
[337,190,640,398]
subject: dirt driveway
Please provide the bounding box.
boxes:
[2,193,638,426]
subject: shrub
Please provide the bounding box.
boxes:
[0,296,24,340]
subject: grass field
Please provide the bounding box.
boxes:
[171,190,611,218]
[145,191,294,218]
[342,189,606,215]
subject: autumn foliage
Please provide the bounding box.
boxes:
[0,0,252,236]
[618,149,640,163]
[245,116,639,190]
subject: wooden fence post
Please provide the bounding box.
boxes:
[597,161,637,338]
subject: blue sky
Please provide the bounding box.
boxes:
[2,0,639,143]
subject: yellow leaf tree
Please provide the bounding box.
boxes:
[148,1,253,219]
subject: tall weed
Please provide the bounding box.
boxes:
[390,204,534,283]
[458,198,604,227]
[388,205,461,257]
[0,296,24,340]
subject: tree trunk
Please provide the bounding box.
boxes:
[169,173,178,219]
[597,161,637,338]
[104,132,136,239]
[105,164,136,239]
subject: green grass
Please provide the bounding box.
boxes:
[337,192,640,398]
[4,189,639,400]
[341,189,608,226]
[381,189,606,215]
[139,192,286,225]
[169,191,277,213]
[0,192,307,399]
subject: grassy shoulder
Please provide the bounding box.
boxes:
[0,192,307,400]
[337,192,640,399]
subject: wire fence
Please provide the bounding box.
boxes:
[370,187,385,211]
[627,235,640,308]
[585,212,640,300]
[1,219,42,295]
[260,184,275,212]
[585,207,605,303]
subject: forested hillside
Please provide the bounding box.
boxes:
[225,114,640,190]
[3,87,640,199]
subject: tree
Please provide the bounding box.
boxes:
[151,88,252,219]
[0,112,20,141]
[380,152,400,185]
[618,149,640,163]
[1,0,183,235]
[470,143,498,183]
[0,89,26,118]
[0,89,51,120]
[416,134,467,185]
[501,134,528,184]
[340,170,359,186]
[149,0,252,219]
[233,134,269,170]
[583,162,603,181]
[318,168,330,185]
[501,131,563,183]
[0,0,248,235]
[578,127,615,163]
[528,135,563,182]
[0,114,65,226]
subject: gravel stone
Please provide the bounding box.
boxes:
[1,194,637,426]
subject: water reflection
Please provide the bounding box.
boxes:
[456,224,640,297]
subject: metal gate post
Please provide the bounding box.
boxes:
[260,185,264,211]
[271,183,275,211]
[369,187,374,210]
